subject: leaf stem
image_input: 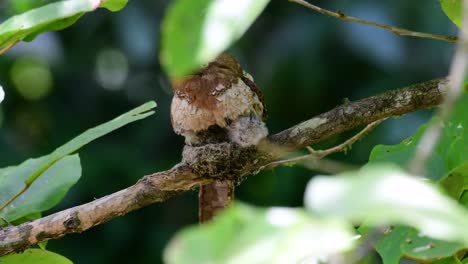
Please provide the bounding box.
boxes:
[0,41,18,56]
[0,184,30,213]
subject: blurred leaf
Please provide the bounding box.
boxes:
[401,229,463,261]
[161,0,270,77]
[164,203,356,264]
[369,93,468,183]
[7,0,55,15]
[440,0,462,27]
[364,225,409,264]
[430,257,463,264]
[0,101,156,221]
[0,155,81,222]
[304,164,468,245]
[361,225,465,264]
[461,192,468,207]
[100,0,128,11]
[0,249,72,264]
[0,0,129,49]
[440,162,468,200]
[364,94,468,263]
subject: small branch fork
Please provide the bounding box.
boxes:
[263,119,385,170]
[0,78,446,256]
[289,0,459,43]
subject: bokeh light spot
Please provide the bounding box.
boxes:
[10,57,53,101]
[95,48,129,91]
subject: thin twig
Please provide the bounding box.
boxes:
[410,0,468,175]
[0,41,18,56]
[289,0,459,43]
[264,119,385,170]
[0,184,29,212]
[300,158,358,174]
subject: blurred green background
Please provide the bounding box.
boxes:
[0,0,457,263]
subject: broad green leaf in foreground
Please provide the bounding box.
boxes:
[0,101,156,222]
[0,249,72,264]
[365,93,468,263]
[0,85,4,104]
[304,164,468,245]
[160,0,270,77]
[431,257,463,264]
[0,0,128,50]
[440,0,462,28]
[359,225,464,264]
[164,203,356,264]
[0,155,80,223]
[369,93,468,184]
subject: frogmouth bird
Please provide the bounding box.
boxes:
[170,53,268,147]
[170,54,268,222]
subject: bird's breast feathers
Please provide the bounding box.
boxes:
[171,78,264,134]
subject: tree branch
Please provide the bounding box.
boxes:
[0,78,447,256]
[0,164,208,255]
[289,0,459,43]
[270,78,446,149]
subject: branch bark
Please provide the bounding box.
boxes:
[0,164,207,255]
[0,78,447,256]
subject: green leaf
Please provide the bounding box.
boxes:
[440,162,468,200]
[401,229,463,261]
[357,225,409,264]
[364,94,468,263]
[25,101,156,185]
[100,0,128,11]
[0,249,72,264]
[368,120,446,181]
[164,203,356,264]
[304,164,468,245]
[461,191,468,207]
[430,257,463,264]
[0,0,129,49]
[440,0,462,28]
[361,224,465,264]
[6,0,55,15]
[11,212,42,225]
[0,101,156,222]
[369,93,468,184]
[0,155,81,222]
[160,0,270,77]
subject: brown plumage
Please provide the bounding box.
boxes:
[170,54,268,223]
[170,53,268,146]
